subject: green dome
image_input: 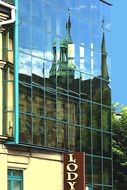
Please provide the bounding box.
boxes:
[60,38,67,48]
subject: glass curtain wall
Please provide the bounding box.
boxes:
[17,0,112,189]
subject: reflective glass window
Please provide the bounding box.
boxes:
[93,157,102,184]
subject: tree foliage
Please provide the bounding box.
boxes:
[112,104,127,189]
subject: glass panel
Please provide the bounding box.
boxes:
[46,119,56,148]
[75,126,80,151]
[103,159,112,185]
[69,70,79,96]
[68,98,80,125]
[90,0,100,24]
[45,60,56,89]
[32,57,45,85]
[81,101,91,127]
[93,186,102,190]
[79,0,90,21]
[68,124,76,151]
[102,106,111,131]
[19,23,31,53]
[19,114,32,143]
[57,122,66,149]
[81,128,91,154]
[92,104,101,129]
[57,94,68,122]
[103,133,111,157]
[45,91,56,119]
[102,80,111,106]
[32,86,44,116]
[33,117,45,146]
[92,130,101,156]
[85,156,92,184]
[93,157,102,184]
[13,170,23,176]
[92,78,101,104]
[14,181,22,190]
[19,52,32,83]
[19,83,31,113]
[81,73,91,100]
[100,1,111,31]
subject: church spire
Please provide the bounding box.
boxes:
[66,8,72,44]
[101,18,109,81]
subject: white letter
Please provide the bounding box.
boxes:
[68,154,76,163]
[67,163,78,171]
[67,172,78,181]
[67,181,77,190]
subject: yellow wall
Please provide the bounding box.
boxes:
[0,145,63,190]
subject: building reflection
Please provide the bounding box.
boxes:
[18,14,111,153]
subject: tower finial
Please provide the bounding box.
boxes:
[102,17,105,30]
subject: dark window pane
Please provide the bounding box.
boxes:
[68,124,76,151]
[92,104,101,129]
[102,80,111,106]
[81,127,91,154]
[45,91,56,119]
[81,73,91,100]
[92,130,101,155]
[46,119,57,148]
[85,156,92,183]
[33,117,45,146]
[19,83,31,113]
[93,157,102,184]
[57,122,66,149]
[19,114,32,143]
[103,159,112,185]
[81,101,91,127]
[32,86,44,116]
[92,78,101,104]
[102,106,111,131]
[103,133,111,157]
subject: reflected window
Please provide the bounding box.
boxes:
[85,156,92,184]
[33,117,45,146]
[46,119,57,148]
[93,157,102,184]
[19,83,31,113]
[102,106,111,131]
[19,114,32,144]
[45,92,56,119]
[32,86,44,116]
[92,104,101,129]
[92,78,101,104]
[103,133,111,157]
[68,124,76,151]
[92,130,101,155]
[81,73,91,100]
[81,127,91,154]
[57,122,66,149]
[102,80,111,106]
[103,159,112,185]
[81,101,91,127]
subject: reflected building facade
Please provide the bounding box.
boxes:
[0,0,112,190]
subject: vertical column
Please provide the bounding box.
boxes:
[0,60,6,135]
[0,31,6,135]
[0,145,8,190]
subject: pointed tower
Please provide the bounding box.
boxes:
[101,24,109,81]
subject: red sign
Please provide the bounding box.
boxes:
[64,152,85,190]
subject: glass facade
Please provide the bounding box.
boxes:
[2,0,112,189]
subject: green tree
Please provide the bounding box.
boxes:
[112,104,127,189]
